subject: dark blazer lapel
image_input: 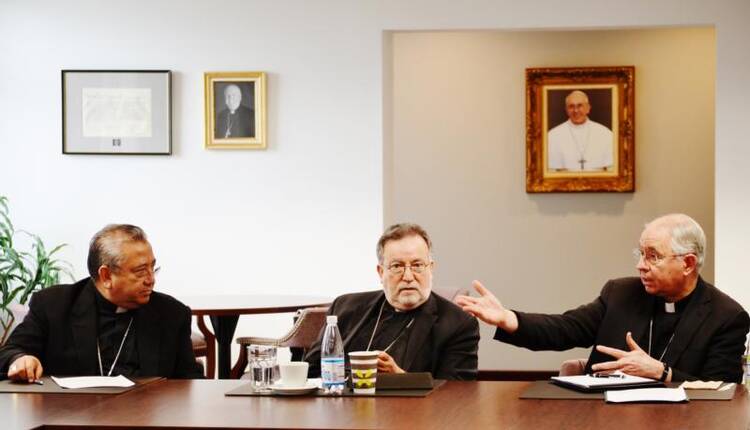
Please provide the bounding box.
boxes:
[135,302,161,375]
[663,279,711,365]
[400,294,438,372]
[342,292,384,349]
[587,282,654,373]
[626,290,655,350]
[70,281,99,374]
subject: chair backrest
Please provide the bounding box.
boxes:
[279,307,329,349]
[433,286,470,302]
[559,358,588,376]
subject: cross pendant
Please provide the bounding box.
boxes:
[578,157,586,170]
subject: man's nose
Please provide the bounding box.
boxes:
[402,266,416,280]
[143,272,156,285]
[636,255,648,271]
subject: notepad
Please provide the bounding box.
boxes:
[679,380,723,390]
[605,387,688,403]
[550,372,662,392]
[51,375,135,389]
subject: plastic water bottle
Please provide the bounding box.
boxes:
[321,315,346,394]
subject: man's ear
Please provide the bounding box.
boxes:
[98,266,113,287]
[682,254,698,276]
[376,264,384,282]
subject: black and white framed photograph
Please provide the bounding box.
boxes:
[204,71,266,149]
[62,70,171,155]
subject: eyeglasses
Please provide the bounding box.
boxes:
[632,249,690,266]
[114,265,161,280]
[385,261,432,276]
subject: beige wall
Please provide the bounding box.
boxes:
[385,28,715,370]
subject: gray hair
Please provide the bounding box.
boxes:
[87,224,148,280]
[376,223,432,263]
[565,90,590,105]
[647,214,706,271]
[224,84,241,97]
[669,216,706,270]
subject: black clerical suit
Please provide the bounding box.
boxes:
[0,278,203,379]
[494,277,750,382]
[93,287,141,376]
[304,290,479,380]
[215,105,254,138]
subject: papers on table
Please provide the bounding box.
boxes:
[679,380,723,390]
[605,387,688,403]
[51,375,135,389]
[550,372,661,392]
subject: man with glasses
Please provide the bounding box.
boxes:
[305,223,479,380]
[457,214,749,382]
[547,90,614,172]
[0,224,203,382]
[215,83,254,139]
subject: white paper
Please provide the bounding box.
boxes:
[605,387,688,403]
[551,371,655,388]
[81,88,152,138]
[51,375,135,389]
[679,380,723,390]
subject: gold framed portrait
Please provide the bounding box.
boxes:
[204,71,266,149]
[526,66,635,192]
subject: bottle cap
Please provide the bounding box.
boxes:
[326,315,338,324]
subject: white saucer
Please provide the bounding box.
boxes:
[270,381,319,395]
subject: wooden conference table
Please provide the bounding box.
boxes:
[182,294,332,379]
[7,379,749,429]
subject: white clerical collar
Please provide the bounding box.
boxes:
[568,119,589,129]
[664,302,676,313]
[115,306,129,314]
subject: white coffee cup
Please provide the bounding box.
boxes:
[279,361,309,387]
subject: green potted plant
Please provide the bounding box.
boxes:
[0,195,72,344]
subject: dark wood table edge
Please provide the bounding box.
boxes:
[19,380,750,429]
[191,302,332,317]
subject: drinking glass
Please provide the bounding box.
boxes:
[248,345,278,392]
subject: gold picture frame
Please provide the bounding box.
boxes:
[204,71,266,149]
[526,66,635,192]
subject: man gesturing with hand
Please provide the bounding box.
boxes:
[456,214,750,383]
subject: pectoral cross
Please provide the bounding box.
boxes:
[224,115,234,138]
[578,157,586,170]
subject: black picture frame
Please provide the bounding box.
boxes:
[62,70,172,155]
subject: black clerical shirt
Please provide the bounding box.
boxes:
[346,296,418,368]
[94,289,140,376]
[645,282,701,362]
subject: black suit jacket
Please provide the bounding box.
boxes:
[304,290,479,380]
[495,277,750,382]
[0,278,203,379]
[215,105,254,138]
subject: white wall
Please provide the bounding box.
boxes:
[1,0,749,368]
[0,1,384,302]
[386,28,715,370]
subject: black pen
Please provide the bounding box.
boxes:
[592,373,625,379]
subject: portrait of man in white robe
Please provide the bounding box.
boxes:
[547,90,614,172]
